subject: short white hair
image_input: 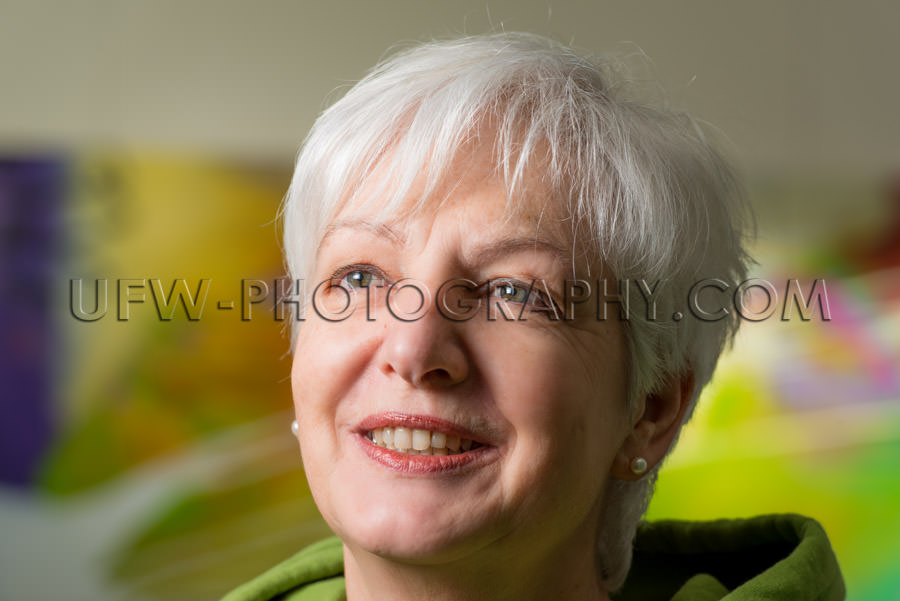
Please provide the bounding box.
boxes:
[282,32,752,591]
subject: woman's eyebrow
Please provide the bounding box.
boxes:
[466,237,572,268]
[321,219,406,245]
[320,223,571,269]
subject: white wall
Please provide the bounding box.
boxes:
[1,0,897,176]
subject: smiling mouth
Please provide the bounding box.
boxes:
[367,427,483,455]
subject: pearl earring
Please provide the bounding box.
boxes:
[630,457,648,475]
[291,420,299,436]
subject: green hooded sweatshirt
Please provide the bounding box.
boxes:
[221,513,844,601]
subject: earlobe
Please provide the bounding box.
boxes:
[629,456,648,476]
[611,373,695,480]
[610,418,655,481]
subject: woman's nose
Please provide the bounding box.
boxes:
[378,300,469,389]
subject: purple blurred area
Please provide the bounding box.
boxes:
[0,157,65,486]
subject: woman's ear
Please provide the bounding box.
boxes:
[611,373,695,481]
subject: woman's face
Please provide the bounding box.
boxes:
[292,150,632,566]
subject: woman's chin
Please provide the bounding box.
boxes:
[321,452,506,561]
[337,500,493,563]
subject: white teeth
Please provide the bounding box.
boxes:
[366,427,480,456]
[393,427,412,450]
[412,429,431,451]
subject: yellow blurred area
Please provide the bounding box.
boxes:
[48,153,294,493]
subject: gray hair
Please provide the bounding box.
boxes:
[282,32,752,591]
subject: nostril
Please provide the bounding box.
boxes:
[429,368,452,382]
[416,366,466,389]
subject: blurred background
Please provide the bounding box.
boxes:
[1,1,897,599]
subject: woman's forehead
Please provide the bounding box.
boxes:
[312,132,601,274]
[329,143,572,234]
[328,179,575,249]
[320,190,600,282]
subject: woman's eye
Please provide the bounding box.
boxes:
[329,265,384,290]
[344,269,375,289]
[494,282,530,303]
[490,280,549,308]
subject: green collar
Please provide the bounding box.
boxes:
[222,514,844,601]
[616,514,845,600]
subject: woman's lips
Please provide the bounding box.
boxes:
[355,412,497,474]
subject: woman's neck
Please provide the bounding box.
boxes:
[341,534,612,601]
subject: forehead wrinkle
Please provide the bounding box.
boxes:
[320,218,407,248]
